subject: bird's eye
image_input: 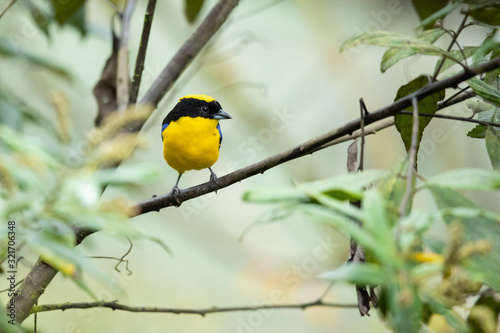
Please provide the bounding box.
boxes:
[201,106,209,113]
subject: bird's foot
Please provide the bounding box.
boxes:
[209,169,219,194]
[169,186,182,207]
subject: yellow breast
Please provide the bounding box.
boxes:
[162,117,221,174]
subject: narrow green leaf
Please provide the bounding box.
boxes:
[362,189,398,263]
[319,263,389,286]
[340,31,461,64]
[427,298,469,333]
[394,75,446,160]
[416,1,461,29]
[425,168,500,190]
[467,124,487,138]
[411,0,450,30]
[467,77,500,107]
[486,126,500,169]
[382,29,446,72]
[184,0,205,23]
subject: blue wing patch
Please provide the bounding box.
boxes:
[217,123,222,149]
[161,123,169,140]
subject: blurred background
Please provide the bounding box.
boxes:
[0,0,496,331]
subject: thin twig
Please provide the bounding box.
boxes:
[398,111,500,128]
[398,96,420,218]
[135,55,500,214]
[129,0,157,105]
[432,13,470,81]
[116,0,138,110]
[31,299,357,315]
[358,99,367,171]
[0,0,18,20]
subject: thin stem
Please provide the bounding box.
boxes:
[398,111,500,128]
[398,96,420,219]
[0,0,18,20]
[31,299,357,315]
[358,98,367,171]
[432,13,469,80]
[129,0,157,105]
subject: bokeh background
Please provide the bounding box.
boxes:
[0,0,496,332]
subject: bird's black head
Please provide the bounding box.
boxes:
[162,95,231,126]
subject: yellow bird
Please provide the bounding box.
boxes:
[161,95,232,195]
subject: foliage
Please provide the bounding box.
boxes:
[0,102,169,301]
[245,1,500,332]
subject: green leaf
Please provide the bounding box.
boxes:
[293,203,380,257]
[427,298,469,332]
[468,3,500,26]
[430,187,500,289]
[380,284,423,332]
[417,1,461,29]
[424,168,500,190]
[339,31,461,64]
[184,0,205,23]
[411,0,451,30]
[471,32,500,64]
[52,0,86,25]
[484,47,500,84]
[394,75,446,160]
[319,263,390,286]
[467,77,500,107]
[434,46,480,74]
[362,189,399,264]
[467,124,487,138]
[486,126,500,169]
[382,29,446,72]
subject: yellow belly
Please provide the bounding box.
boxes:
[162,117,221,174]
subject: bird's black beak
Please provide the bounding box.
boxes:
[213,109,232,120]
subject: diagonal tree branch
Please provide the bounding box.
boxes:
[139,0,241,107]
[31,299,356,315]
[0,0,18,20]
[134,56,500,215]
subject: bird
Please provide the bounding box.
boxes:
[161,94,232,198]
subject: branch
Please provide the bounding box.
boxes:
[116,0,138,110]
[31,299,356,315]
[0,0,17,20]
[398,110,500,128]
[134,56,500,215]
[432,13,470,80]
[129,0,157,105]
[139,0,241,107]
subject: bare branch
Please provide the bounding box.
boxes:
[139,0,241,107]
[129,0,158,105]
[0,0,18,20]
[31,299,356,315]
